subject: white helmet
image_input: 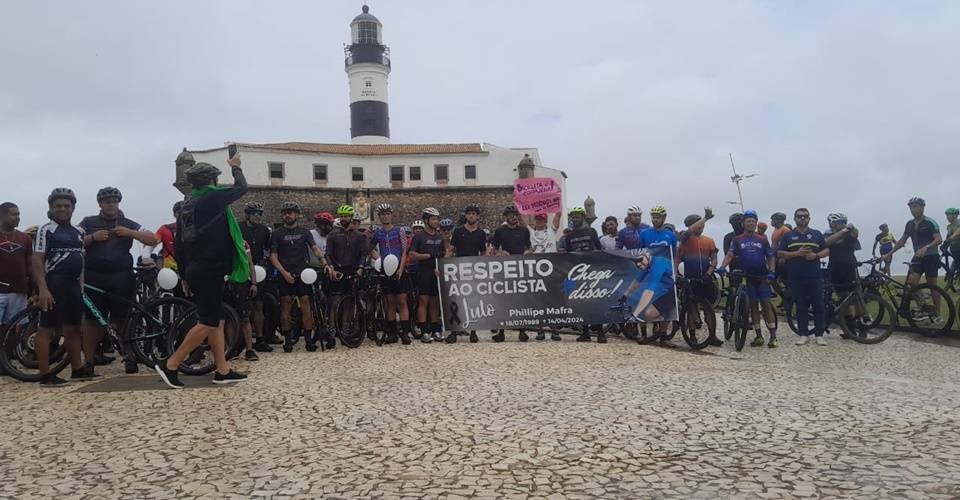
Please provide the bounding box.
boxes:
[412,220,425,229]
[827,213,848,225]
[627,206,643,215]
[422,207,440,217]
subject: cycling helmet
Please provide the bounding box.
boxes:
[244,201,264,213]
[683,214,702,227]
[314,212,334,223]
[664,223,676,232]
[336,204,355,217]
[946,208,960,216]
[184,162,221,184]
[502,205,519,216]
[569,207,587,216]
[743,210,758,221]
[650,205,667,216]
[627,206,643,215]
[376,203,392,214]
[422,207,440,218]
[401,225,412,235]
[371,224,381,232]
[464,203,481,214]
[96,186,122,203]
[827,212,848,225]
[172,201,184,214]
[771,212,787,223]
[412,220,425,229]
[280,201,301,213]
[440,218,454,230]
[729,212,744,224]
[48,187,77,205]
[908,197,925,206]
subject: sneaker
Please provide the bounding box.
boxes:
[597,333,608,344]
[265,335,283,345]
[411,330,423,340]
[444,332,458,343]
[421,333,433,344]
[432,331,444,342]
[576,333,591,342]
[706,336,724,347]
[795,336,810,346]
[154,358,184,389]
[768,338,779,348]
[750,335,765,347]
[213,370,248,384]
[305,343,318,352]
[282,344,294,353]
[469,331,479,343]
[253,342,274,353]
[70,365,99,381]
[492,331,505,343]
[815,336,828,346]
[124,359,139,374]
[384,332,398,344]
[244,349,260,361]
[324,335,336,350]
[399,331,412,345]
[519,331,529,342]
[535,331,546,341]
[551,332,562,341]
[40,374,69,387]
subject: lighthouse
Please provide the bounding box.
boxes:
[345,5,391,144]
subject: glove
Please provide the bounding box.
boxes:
[716,267,727,275]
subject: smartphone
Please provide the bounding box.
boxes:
[227,144,238,159]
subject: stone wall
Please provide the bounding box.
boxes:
[231,185,514,230]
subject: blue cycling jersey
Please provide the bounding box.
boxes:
[370,226,407,260]
[632,254,674,303]
[728,233,773,275]
[616,223,650,250]
[34,221,85,279]
[639,226,678,253]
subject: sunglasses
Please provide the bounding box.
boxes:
[796,214,810,219]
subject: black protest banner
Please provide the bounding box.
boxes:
[439,246,678,331]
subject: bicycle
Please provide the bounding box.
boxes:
[860,259,955,336]
[785,259,896,344]
[720,270,773,352]
[327,269,369,348]
[671,276,717,350]
[363,273,390,345]
[608,301,677,345]
[166,301,242,375]
[938,249,959,293]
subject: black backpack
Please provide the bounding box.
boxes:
[178,198,224,245]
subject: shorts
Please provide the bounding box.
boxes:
[382,273,411,295]
[278,274,312,298]
[84,269,135,322]
[39,275,83,329]
[829,266,858,292]
[0,293,28,325]
[417,270,440,297]
[224,282,253,320]
[743,277,773,300]
[644,291,676,319]
[185,264,229,327]
[909,255,939,279]
[879,244,894,256]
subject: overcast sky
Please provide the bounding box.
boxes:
[3,1,959,269]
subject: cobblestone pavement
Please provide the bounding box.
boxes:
[2,332,960,499]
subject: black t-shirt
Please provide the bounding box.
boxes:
[491,225,531,255]
[325,228,367,270]
[903,217,941,252]
[240,221,271,265]
[412,230,446,271]
[270,226,314,274]
[562,226,601,252]
[79,214,141,272]
[451,226,487,257]
[826,230,861,270]
[176,167,248,273]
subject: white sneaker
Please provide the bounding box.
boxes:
[815,337,828,346]
[795,336,810,346]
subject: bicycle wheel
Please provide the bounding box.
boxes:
[838,293,896,344]
[168,304,241,376]
[0,308,71,382]
[680,296,716,350]
[904,283,956,336]
[336,295,365,348]
[260,291,280,340]
[733,290,750,352]
[125,296,193,366]
[785,301,799,334]
[722,294,736,340]
[223,304,243,360]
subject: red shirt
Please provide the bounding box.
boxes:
[0,230,33,294]
[155,223,177,269]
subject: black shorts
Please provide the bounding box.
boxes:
[39,275,83,329]
[382,273,411,295]
[84,269,135,322]
[689,278,718,304]
[278,272,312,298]
[909,255,939,279]
[417,270,440,297]
[224,282,252,320]
[651,291,676,318]
[185,264,228,327]
[829,266,858,292]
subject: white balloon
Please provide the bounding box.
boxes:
[254,265,267,283]
[301,267,318,285]
[157,268,179,291]
[373,258,382,272]
[382,254,400,277]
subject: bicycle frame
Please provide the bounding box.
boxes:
[82,284,170,345]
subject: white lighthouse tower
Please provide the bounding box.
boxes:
[345,5,391,144]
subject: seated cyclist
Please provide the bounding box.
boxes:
[718,210,778,348]
[324,204,369,349]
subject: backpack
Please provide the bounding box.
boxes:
[178,198,224,245]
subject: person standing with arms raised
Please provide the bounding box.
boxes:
[155,150,249,388]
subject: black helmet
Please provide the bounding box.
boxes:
[729,212,744,224]
[96,186,122,203]
[771,212,787,222]
[464,203,481,214]
[245,201,264,213]
[48,187,77,205]
[184,162,221,185]
[172,201,184,215]
[502,205,519,216]
[683,214,701,228]
[280,201,301,213]
[908,196,925,207]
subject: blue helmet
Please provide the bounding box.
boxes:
[743,210,759,221]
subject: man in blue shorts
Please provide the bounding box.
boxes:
[719,210,778,348]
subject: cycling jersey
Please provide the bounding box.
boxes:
[728,233,774,276]
[155,223,178,269]
[946,221,960,252]
[903,216,940,252]
[34,221,85,278]
[240,221,271,266]
[562,226,601,252]
[677,233,717,278]
[270,226,314,275]
[616,223,650,250]
[770,225,790,250]
[79,214,141,272]
[412,230,446,272]
[777,228,826,280]
[632,254,674,303]
[491,225,531,255]
[325,228,367,270]
[370,226,407,260]
[452,226,488,257]
[639,226,677,253]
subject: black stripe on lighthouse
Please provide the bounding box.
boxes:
[350,101,390,139]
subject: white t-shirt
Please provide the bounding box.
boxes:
[600,234,618,252]
[529,226,558,254]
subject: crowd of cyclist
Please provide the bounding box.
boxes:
[3,148,959,387]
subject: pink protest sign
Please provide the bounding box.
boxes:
[514,177,562,215]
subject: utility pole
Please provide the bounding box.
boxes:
[727,153,757,213]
